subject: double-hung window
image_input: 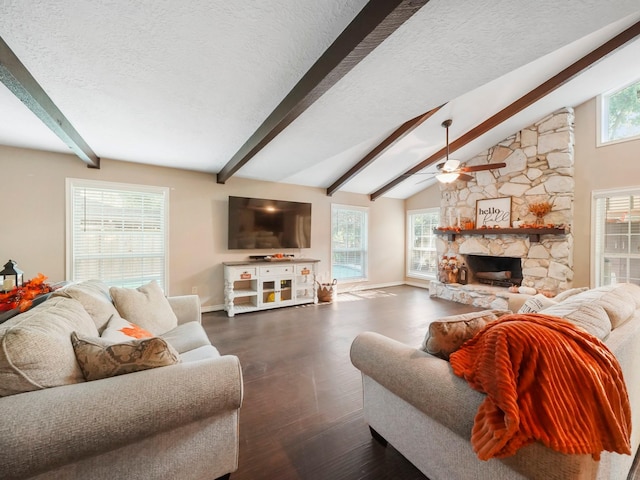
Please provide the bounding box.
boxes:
[593,187,640,286]
[331,204,368,281]
[66,178,169,291]
[407,208,440,279]
[598,78,640,146]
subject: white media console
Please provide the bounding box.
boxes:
[223,259,320,317]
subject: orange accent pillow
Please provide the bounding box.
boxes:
[101,315,153,342]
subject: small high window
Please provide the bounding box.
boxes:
[599,79,640,145]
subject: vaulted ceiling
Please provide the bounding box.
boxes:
[1,1,640,200]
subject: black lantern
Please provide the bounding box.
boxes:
[1,260,23,292]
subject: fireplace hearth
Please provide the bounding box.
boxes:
[464,255,522,287]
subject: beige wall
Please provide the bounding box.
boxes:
[0,145,405,309]
[573,97,640,286]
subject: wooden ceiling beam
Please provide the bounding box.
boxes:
[216,0,429,184]
[326,104,443,196]
[0,36,100,168]
[369,19,640,201]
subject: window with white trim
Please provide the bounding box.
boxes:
[331,204,368,281]
[593,187,640,287]
[407,208,440,279]
[598,78,640,145]
[66,179,169,291]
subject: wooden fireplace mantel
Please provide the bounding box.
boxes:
[433,227,569,243]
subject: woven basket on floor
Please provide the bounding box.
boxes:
[317,279,337,303]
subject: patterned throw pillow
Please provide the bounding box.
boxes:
[70,331,180,381]
[421,310,510,360]
[101,314,153,342]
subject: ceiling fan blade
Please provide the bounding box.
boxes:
[460,162,507,172]
[415,177,436,185]
[458,173,474,182]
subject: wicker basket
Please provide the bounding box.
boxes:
[317,279,337,303]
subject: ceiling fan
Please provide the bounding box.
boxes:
[413,119,506,184]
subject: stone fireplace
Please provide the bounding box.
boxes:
[430,108,575,308]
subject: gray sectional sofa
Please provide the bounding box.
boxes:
[351,283,640,480]
[0,280,243,480]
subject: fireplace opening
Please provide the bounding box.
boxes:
[464,255,522,287]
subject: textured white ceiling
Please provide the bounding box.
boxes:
[1,1,639,198]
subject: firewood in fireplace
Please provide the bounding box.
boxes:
[475,271,512,281]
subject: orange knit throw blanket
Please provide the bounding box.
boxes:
[449,313,631,461]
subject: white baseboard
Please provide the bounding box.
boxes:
[201,282,425,313]
[201,304,225,313]
[405,280,431,290]
[337,281,405,293]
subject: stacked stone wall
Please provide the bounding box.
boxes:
[438,108,575,293]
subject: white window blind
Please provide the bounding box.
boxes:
[67,179,169,291]
[407,208,440,279]
[331,204,368,281]
[593,188,640,287]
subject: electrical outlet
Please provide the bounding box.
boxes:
[191,287,198,294]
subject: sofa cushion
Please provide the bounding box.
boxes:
[540,302,611,340]
[618,282,640,309]
[517,293,557,314]
[160,321,211,354]
[0,297,98,397]
[71,331,180,381]
[101,314,154,342]
[179,344,221,362]
[553,287,589,302]
[421,310,510,360]
[51,280,120,333]
[110,280,178,335]
[549,284,636,330]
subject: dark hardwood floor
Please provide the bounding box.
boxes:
[202,285,481,480]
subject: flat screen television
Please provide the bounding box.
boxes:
[228,196,312,249]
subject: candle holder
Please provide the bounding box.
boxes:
[0,260,23,292]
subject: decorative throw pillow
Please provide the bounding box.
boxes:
[517,293,558,314]
[421,310,511,360]
[540,302,612,340]
[101,314,153,342]
[109,280,178,335]
[553,287,589,302]
[70,331,180,381]
[51,280,120,333]
[0,297,99,397]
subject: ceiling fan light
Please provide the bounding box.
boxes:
[436,172,460,183]
[442,159,460,172]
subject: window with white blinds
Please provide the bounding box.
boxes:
[331,204,368,281]
[407,208,440,279]
[593,187,640,287]
[66,179,169,291]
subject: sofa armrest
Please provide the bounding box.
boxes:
[0,355,242,480]
[168,294,201,324]
[350,331,483,438]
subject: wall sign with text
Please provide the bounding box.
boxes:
[475,197,512,228]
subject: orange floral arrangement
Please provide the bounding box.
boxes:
[0,274,53,312]
[528,201,552,218]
